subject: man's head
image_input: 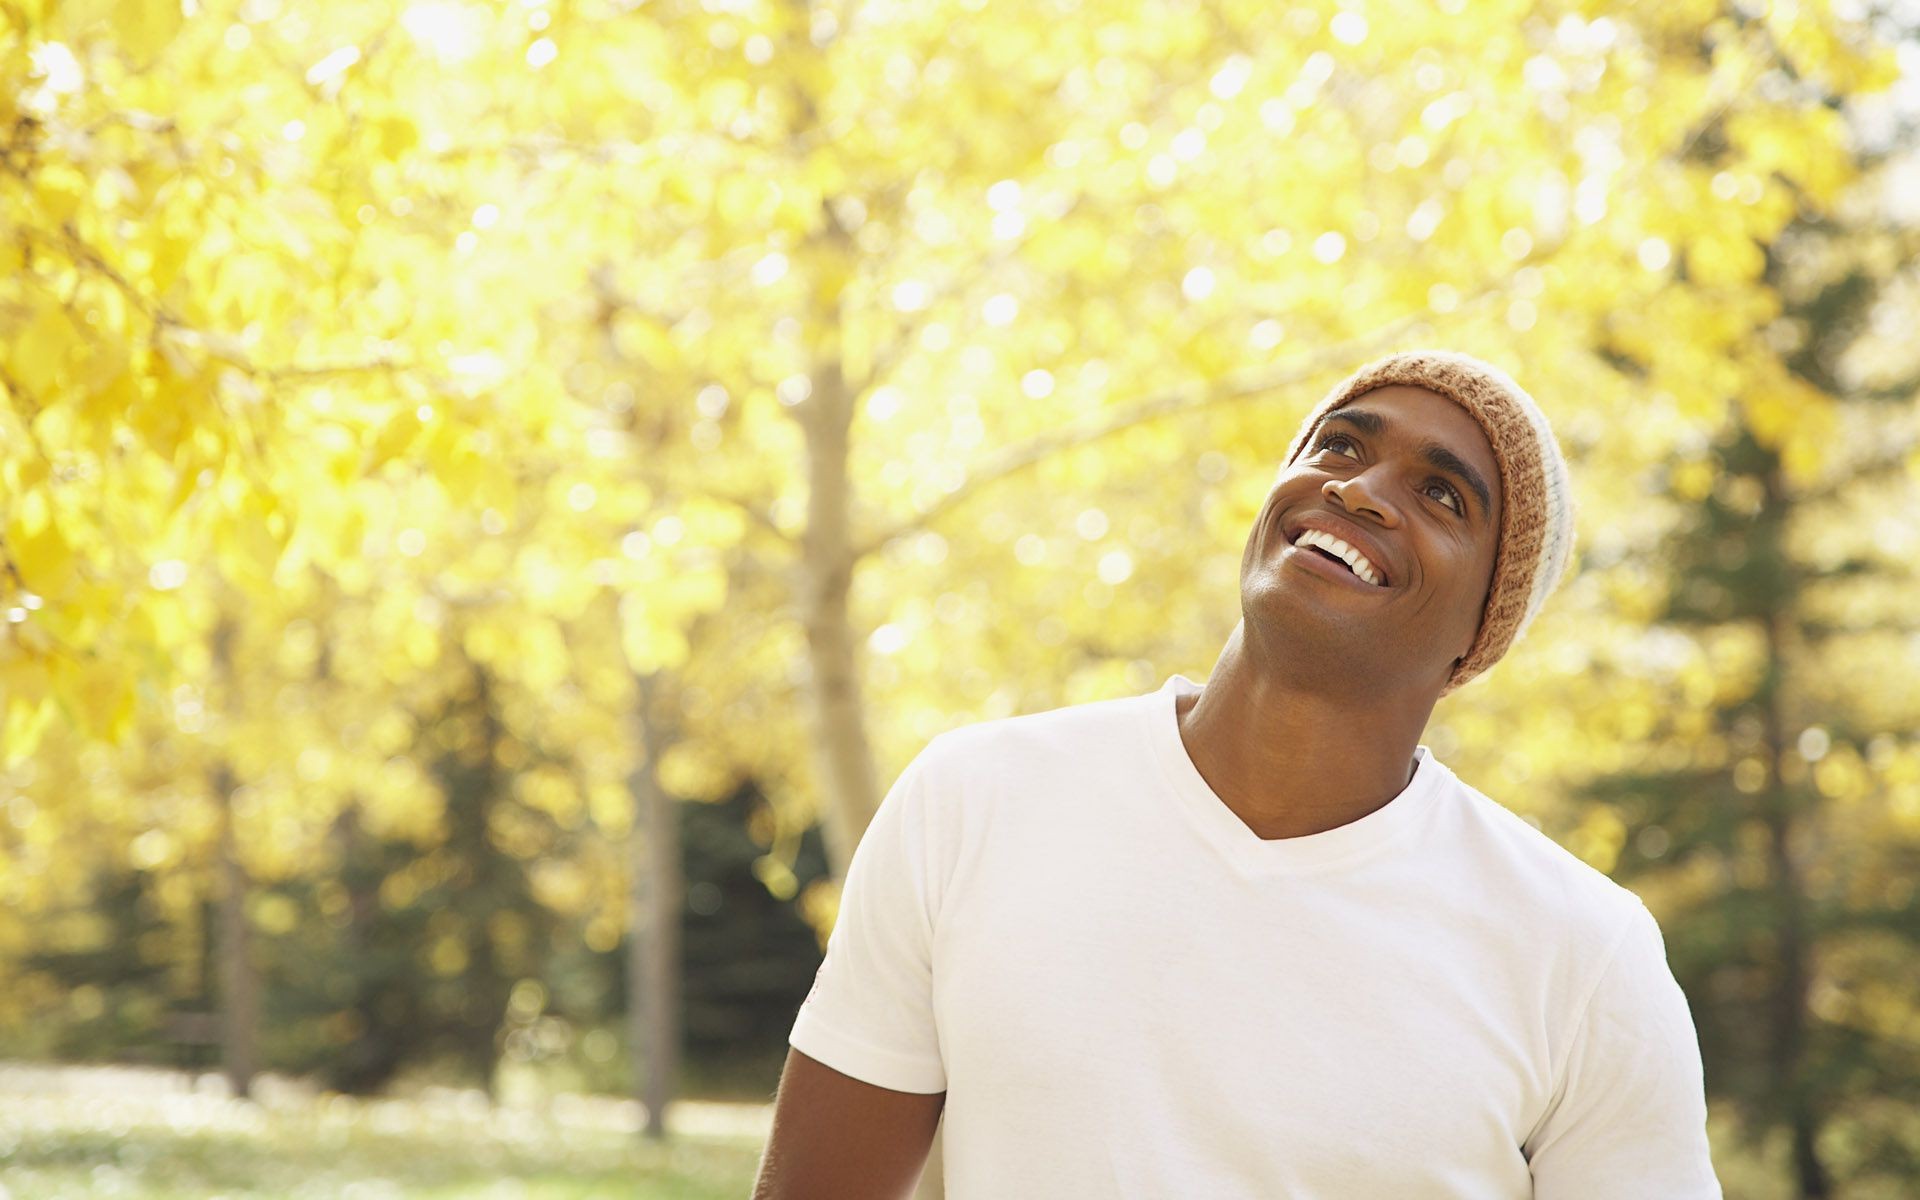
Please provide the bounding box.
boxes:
[1238,350,1575,699]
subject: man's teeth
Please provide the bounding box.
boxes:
[1292,529,1383,586]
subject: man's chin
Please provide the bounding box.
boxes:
[1243,572,1374,622]
[1242,588,1371,648]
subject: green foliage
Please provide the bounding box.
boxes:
[21,870,183,1065]
[674,783,831,1067]
[1557,139,1920,1194]
[10,775,827,1098]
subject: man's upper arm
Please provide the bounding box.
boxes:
[761,747,951,1198]
[1525,901,1722,1198]
[787,747,948,1092]
[752,1047,945,1200]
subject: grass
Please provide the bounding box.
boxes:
[21,1063,1910,1198]
[0,1064,767,1199]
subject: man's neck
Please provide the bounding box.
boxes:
[1175,623,1436,841]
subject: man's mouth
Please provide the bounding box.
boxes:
[1288,528,1387,587]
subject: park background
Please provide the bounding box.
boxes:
[3,0,1919,1196]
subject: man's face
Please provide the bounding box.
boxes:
[1239,384,1504,692]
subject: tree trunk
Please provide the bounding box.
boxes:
[630,670,682,1139]
[788,222,945,1200]
[797,352,884,883]
[330,803,404,1094]
[461,668,513,1097]
[1757,466,1828,1200]
[214,764,258,1100]
[793,274,947,1200]
[784,4,935,1189]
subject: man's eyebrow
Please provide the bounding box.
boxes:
[1318,407,1386,439]
[1419,441,1496,524]
[1316,409,1495,522]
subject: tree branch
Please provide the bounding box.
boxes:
[849,316,1428,561]
[851,196,1085,398]
[844,23,1788,565]
[699,487,792,545]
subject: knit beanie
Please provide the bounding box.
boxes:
[1278,350,1576,696]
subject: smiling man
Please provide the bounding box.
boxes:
[753,351,1721,1199]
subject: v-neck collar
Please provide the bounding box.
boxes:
[1144,674,1450,877]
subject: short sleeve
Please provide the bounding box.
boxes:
[1525,900,1722,1198]
[788,747,947,1093]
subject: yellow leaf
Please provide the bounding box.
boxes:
[131,361,202,458]
[71,658,134,742]
[30,166,87,226]
[404,620,440,668]
[148,229,195,294]
[377,117,419,157]
[8,495,78,598]
[1670,459,1714,502]
[4,692,56,768]
[611,311,680,369]
[73,0,184,58]
[3,451,49,493]
[620,600,690,674]
[13,306,78,398]
[364,409,423,473]
[162,453,212,516]
[659,740,730,798]
[661,559,727,614]
[333,506,367,564]
[425,423,480,503]
[80,371,140,458]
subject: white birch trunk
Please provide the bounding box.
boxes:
[629,671,682,1139]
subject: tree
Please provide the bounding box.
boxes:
[1580,196,1920,1197]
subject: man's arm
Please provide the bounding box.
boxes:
[762,745,950,1197]
[1525,901,1721,1197]
[752,1047,946,1200]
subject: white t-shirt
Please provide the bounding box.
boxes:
[791,674,1721,1199]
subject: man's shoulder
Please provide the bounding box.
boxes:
[1438,771,1645,936]
[887,690,1160,850]
[912,688,1156,788]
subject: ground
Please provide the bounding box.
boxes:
[0,1062,768,1199]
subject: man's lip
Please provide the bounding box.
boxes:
[1279,513,1395,588]
[1281,543,1391,591]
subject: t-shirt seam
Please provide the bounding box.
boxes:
[1524,898,1646,1154]
[1231,799,1443,875]
[904,744,941,944]
[1144,688,1447,876]
[791,1008,946,1089]
[912,736,960,1072]
[1143,693,1247,874]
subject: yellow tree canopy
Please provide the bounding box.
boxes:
[0,0,1905,984]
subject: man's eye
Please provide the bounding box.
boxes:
[1316,434,1356,456]
[1426,481,1463,512]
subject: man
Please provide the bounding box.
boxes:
[753,350,1721,1198]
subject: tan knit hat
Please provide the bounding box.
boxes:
[1278,350,1576,696]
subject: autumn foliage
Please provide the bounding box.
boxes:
[3,0,1917,1192]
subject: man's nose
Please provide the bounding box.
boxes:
[1323,471,1403,526]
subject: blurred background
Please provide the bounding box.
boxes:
[2,0,1919,1196]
